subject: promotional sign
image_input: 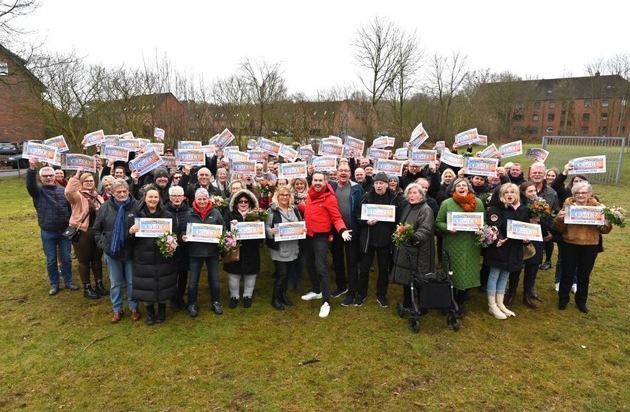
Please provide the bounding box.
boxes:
[60,153,96,172]
[434,141,446,150]
[318,141,344,157]
[227,151,250,161]
[135,218,172,238]
[526,148,549,163]
[247,150,266,162]
[231,160,257,177]
[259,137,282,157]
[322,136,342,145]
[178,141,202,149]
[279,144,298,162]
[200,144,217,157]
[367,147,390,160]
[22,141,58,163]
[83,129,105,147]
[479,143,500,158]
[311,156,337,172]
[161,155,178,169]
[569,155,606,174]
[214,128,236,148]
[360,204,396,222]
[175,149,205,166]
[345,135,365,155]
[475,134,488,146]
[446,212,484,232]
[154,127,165,141]
[103,135,120,147]
[372,136,395,149]
[506,220,543,241]
[564,205,605,225]
[440,151,465,168]
[120,131,135,140]
[395,147,409,160]
[375,159,404,176]
[409,122,430,147]
[118,139,144,152]
[233,221,266,240]
[44,135,70,153]
[185,223,222,243]
[146,143,164,155]
[101,145,131,162]
[274,221,307,242]
[454,128,479,146]
[464,157,499,177]
[499,140,523,158]
[278,161,308,179]
[298,146,315,160]
[129,149,165,176]
[410,149,437,166]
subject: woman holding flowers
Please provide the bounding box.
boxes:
[223,189,263,309]
[553,181,613,313]
[435,178,485,315]
[483,183,530,320]
[390,183,434,311]
[128,186,177,325]
[183,188,225,317]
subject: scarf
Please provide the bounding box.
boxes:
[110,196,132,256]
[81,190,102,212]
[452,191,478,212]
[193,200,213,221]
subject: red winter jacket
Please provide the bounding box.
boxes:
[304,184,347,236]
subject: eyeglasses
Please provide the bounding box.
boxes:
[41,175,54,178]
[173,176,181,180]
[574,192,589,195]
[170,195,184,198]
[83,180,94,183]
[238,200,250,204]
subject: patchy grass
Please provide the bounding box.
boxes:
[1,152,629,411]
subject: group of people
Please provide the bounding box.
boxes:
[26,144,614,326]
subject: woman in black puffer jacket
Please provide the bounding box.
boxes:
[129,186,177,325]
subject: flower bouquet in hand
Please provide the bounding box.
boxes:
[392,223,414,247]
[476,225,499,248]
[244,207,269,222]
[218,230,239,254]
[211,195,227,211]
[602,205,626,228]
[528,197,553,218]
[157,232,178,258]
[257,179,276,196]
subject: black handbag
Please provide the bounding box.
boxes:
[63,213,89,243]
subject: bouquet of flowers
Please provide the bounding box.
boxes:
[392,223,414,247]
[244,207,269,222]
[528,197,553,218]
[156,232,178,258]
[257,179,276,196]
[602,205,626,228]
[211,195,227,211]
[476,225,499,248]
[218,230,239,254]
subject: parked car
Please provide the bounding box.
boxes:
[0,142,20,155]
[5,154,29,169]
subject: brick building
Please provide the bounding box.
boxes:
[0,44,45,143]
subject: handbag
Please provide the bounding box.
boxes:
[222,245,240,264]
[523,243,536,260]
[63,212,89,243]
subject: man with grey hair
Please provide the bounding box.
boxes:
[26,159,78,295]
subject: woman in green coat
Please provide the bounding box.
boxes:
[435,177,485,314]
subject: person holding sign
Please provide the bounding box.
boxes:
[553,182,612,314]
[265,187,304,310]
[483,183,530,320]
[435,178,485,315]
[128,186,177,325]
[183,188,225,317]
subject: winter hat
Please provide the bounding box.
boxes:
[373,172,389,183]
[153,168,169,179]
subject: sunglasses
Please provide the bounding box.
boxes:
[238,199,250,204]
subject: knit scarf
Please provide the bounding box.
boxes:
[452,191,478,212]
[81,190,102,211]
[110,196,132,256]
[193,200,213,221]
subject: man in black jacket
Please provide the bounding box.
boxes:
[349,172,405,308]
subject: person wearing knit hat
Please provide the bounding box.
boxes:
[373,172,389,183]
[153,168,169,180]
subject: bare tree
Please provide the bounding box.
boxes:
[240,58,286,136]
[0,0,39,43]
[585,53,630,80]
[212,74,253,144]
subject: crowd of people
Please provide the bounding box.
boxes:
[25,143,614,325]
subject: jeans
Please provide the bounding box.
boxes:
[305,235,332,302]
[104,254,137,313]
[189,256,219,304]
[487,267,510,294]
[41,229,72,286]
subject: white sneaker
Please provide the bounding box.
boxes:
[301,291,323,301]
[555,283,560,292]
[319,302,330,318]
[571,284,577,294]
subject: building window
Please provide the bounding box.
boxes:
[602,100,609,108]
[0,61,8,75]
[549,101,556,109]
[546,126,553,133]
[532,115,539,121]
[581,126,589,135]
[602,113,608,122]
[600,126,607,135]
[548,114,555,121]
[513,114,524,121]
[582,113,590,122]
[534,101,540,109]
[512,126,524,133]
[584,99,592,108]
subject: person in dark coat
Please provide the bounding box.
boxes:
[183,187,225,317]
[129,186,177,325]
[164,185,191,311]
[223,189,262,308]
[390,183,435,311]
[483,183,530,320]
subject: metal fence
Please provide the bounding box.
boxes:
[541,136,626,185]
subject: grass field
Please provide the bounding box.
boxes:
[0,150,628,411]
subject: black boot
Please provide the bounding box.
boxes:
[575,299,589,314]
[281,279,293,306]
[271,278,285,310]
[156,303,166,323]
[83,284,99,299]
[95,280,109,296]
[146,304,156,325]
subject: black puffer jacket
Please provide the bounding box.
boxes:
[92,197,137,261]
[164,201,191,270]
[390,200,435,285]
[131,202,177,303]
[357,187,405,251]
[223,189,261,275]
[483,202,529,272]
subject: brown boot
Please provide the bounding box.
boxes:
[523,293,539,310]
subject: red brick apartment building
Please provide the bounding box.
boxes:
[0,44,45,143]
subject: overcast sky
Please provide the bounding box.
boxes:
[20,0,630,97]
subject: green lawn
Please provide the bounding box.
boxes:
[0,149,628,411]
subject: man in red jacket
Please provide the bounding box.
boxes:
[301,172,352,318]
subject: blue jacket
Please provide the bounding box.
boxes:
[329,180,364,234]
[26,169,71,232]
